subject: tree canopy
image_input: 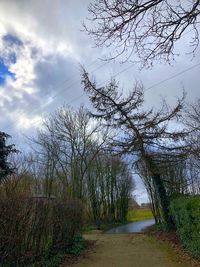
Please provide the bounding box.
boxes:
[84,0,200,66]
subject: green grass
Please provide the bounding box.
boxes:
[127,209,153,222]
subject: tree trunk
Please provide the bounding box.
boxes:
[152,173,173,228]
[144,154,173,228]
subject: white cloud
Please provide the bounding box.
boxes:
[16,115,43,130]
[0,1,87,133]
[12,112,43,130]
[0,0,199,138]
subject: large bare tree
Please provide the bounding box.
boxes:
[82,68,188,226]
[84,0,200,65]
[184,99,200,193]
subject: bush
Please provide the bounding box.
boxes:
[170,196,200,259]
[66,236,86,255]
[33,252,65,267]
[0,197,83,266]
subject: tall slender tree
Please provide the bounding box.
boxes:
[82,69,188,227]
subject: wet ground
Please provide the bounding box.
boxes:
[65,219,191,267]
[106,219,155,234]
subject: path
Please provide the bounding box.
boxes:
[72,233,189,267]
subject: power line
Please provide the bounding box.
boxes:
[49,58,103,89]
[145,62,200,92]
[21,60,200,130]
[6,59,109,128]
[60,61,200,109]
[18,62,138,129]
[51,61,108,100]
[68,63,200,107]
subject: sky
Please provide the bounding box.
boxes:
[0,0,200,204]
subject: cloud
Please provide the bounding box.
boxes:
[0,2,85,138]
[14,113,43,130]
[0,1,199,138]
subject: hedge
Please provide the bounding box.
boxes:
[0,197,83,266]
[170,196,200,259]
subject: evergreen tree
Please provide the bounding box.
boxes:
[0,131,17,183]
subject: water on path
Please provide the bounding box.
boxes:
[106,219,155,234]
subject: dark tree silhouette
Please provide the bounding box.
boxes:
[0,131,17,183]
[84,0,200,65]
[81,68,188,227]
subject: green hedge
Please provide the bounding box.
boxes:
[170,196,200,259]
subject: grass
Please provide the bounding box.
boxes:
[127,209,153,222]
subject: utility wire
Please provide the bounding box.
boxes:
[6,59,109,128]
[22,61,200,129]
[60,61,200,109]
[51,61,108,100]
[145,62,200,92]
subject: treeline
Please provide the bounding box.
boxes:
[136,100,200,224]
[137,153,200,223]
[0,106,133,223]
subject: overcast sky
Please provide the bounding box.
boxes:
[0,0,199,203]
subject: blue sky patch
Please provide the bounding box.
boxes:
[0,59,15,85]
[0,33,22,85]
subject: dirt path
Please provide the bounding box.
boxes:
[72,233,189,267]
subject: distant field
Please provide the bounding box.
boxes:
[127,209,153,222]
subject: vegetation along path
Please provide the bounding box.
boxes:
[71,233,190,267]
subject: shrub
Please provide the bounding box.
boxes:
[170,196,200,259]
[66,236,86,255]
[0,197,83,266]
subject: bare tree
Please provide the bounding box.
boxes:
[184,99,200,193]
[84,0,200,65]
[86,152,133,223]
[185,99,200,157]
[30,105,106,199]
[136,160,161,224]
[82,69,188,226]
[28,105,133,223]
